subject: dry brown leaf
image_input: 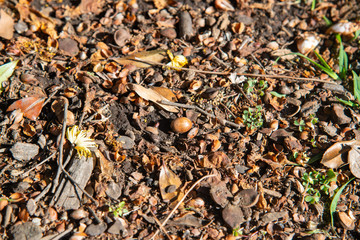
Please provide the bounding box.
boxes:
[348,147,360,178]
[152,87,177,102]
[9,192,26,202]
[7,97,45,121]
[16,4,58,39]
[19,208,29,222]
[113,49,168,69]
[154,0,168,9]
[0,10,14,40]
[0,199,8,211]
[82,0,104,13]
[159,163,182,203]
[321,140,360,169]
[128,83,178,112]
[94,149,114,181]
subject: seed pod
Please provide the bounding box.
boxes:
[297,33,320,55]
[326,21,359,35]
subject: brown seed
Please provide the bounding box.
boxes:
[171,117,192,133]
[70,209,88,220]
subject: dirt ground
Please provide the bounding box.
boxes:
[1,0,360,239]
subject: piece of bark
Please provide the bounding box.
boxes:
[52,155,94,210]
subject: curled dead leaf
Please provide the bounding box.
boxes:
[321,140,360,169]
[51,97,75,125]
[19,208,29,222]
[114,28,131,47]
[159,163,182,203]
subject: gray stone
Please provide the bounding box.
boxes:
[37,135,46,149]
[85,222,107,236]
[117,136,135,150]
[10,143,39,161]
[107,219,125,235]
[26,199,38,216]
[106,181,122,200]
[12,182,31,193]
[10,222,42,240]
[222,204,244,228]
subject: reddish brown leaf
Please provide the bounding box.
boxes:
[0,199,8,211]
[19,208,29,222]
[7,97,45,121]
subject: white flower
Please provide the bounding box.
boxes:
[66,125,96,157]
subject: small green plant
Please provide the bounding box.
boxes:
[109,201,128,218]
[294,51,340,81]
[302,170,338,204]
[243,79,268,96]
[294,119,306,132]
[290,151,310,164]
[309,114,318,125]
[330,177,354,231]
[337,71,360,108]
[242,105,263,130]
[310,0,317,11]
[244,79,256,95]
[232,227,243,237]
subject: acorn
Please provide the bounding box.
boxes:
[171,117,192,133]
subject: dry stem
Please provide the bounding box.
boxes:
[151,174,216,240]
[133,57,338,84]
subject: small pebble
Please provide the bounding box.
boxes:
[85,222,108,236]
[160,28,177,39]
[267,41,279,50]
[58,38,79,56]
[10,142,39,161]
[10,222,42,240]
[117,136,135,149]
[179,11,193,39]
[14,20,28,34]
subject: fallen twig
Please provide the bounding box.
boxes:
[49,224,74,240]
[160,100,241,129]
[151,174,216,240]
[150,210,172,240]
[50,101,97,206]
[14,152,57,177]
[132,57,339,84]
[51,101,68,194]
